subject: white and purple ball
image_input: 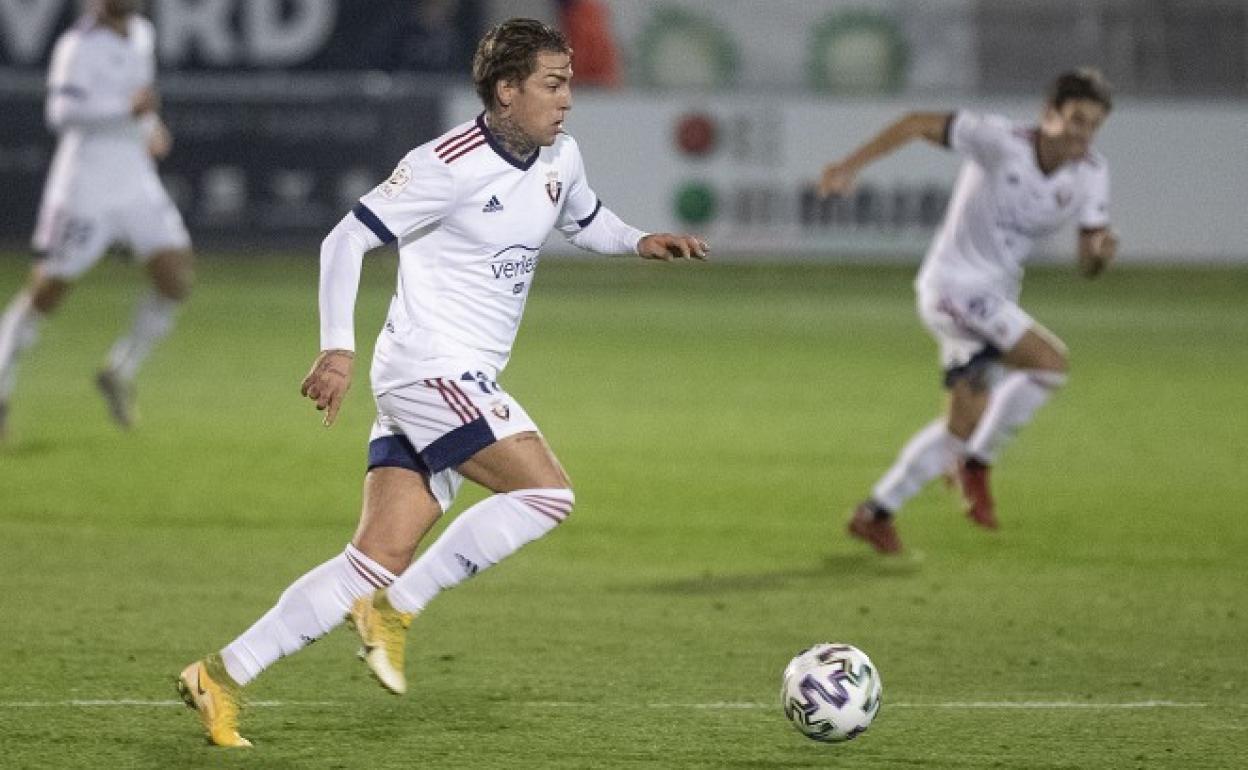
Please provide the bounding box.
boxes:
[781,643,882,742]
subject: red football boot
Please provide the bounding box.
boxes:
[847,502,903,555]
[958,458,998,529]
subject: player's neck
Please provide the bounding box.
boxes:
[98,12,130,35]
[1034,134,1064,176]
[484,112,538,162]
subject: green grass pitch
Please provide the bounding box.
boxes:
[0,254,1245,768]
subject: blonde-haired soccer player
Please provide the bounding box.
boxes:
[176,18,708,747]
[819,69,1117,554]
[0,0,193,438]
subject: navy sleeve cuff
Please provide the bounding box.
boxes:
[352,203,396,244]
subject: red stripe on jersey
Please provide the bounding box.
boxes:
[425,379,471,424]
[346,551,390,588]
[437,129,483,159]
[442,137,486,164]
[445,380,483,420]
[435,125,481,154]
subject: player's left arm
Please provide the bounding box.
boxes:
[1075,160,1114,278]
[557,139,707,261]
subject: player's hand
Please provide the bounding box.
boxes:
[300,349,355,427]
[638,233,709,262]
[131,86,160,116]
[1078,229,1118,278]
[147,117,173,160]
[817,160,859,198]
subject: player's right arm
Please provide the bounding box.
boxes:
[818,112,952,198]
[44,32,153,132]
[301,149,456,426]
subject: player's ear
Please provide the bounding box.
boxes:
[495,79,515,110]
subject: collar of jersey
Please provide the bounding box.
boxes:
[477,113,539,171]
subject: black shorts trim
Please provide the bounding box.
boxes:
[943,344,1002,389]
[420,417,496,473]
[367,434,430,475]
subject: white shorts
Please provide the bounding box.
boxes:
[32,186,190,280]
[917,283,1034,386]
[367,371,540,511]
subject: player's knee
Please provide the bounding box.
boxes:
[150,251,194,301]
[30,278,70,314]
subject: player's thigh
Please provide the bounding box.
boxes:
[946,380,991,439]
[1002,325,1068,372]
[457,431,570,492]
[144,248,195,300]
[351,466,444,574]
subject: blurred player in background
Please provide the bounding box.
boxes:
[818,68,1117,554]
[0,0,193,438]
[177,18,707,747]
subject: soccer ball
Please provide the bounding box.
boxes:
[781,643,882,742]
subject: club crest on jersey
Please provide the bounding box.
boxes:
[379,162,412,199]
[491,402,511,420]
[545,171,562,204]
[1055,188,1072,208]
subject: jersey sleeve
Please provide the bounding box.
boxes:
[554,137,603,235]
[45,32,134,132]
[947,110,1012,170]
[1078,157,1111,230]
[352,148,456,244]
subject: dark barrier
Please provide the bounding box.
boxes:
[0,73,446,251]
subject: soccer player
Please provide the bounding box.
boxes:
[818,69,1117,554]
[0,0,193,438]
[176,18,708,747]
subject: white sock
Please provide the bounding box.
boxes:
[220,544,395,686]
[871,418,967,513]
[966,370,1067,464]
[106,292,180,382]
[387,488,574,614]
[0,290,44,401]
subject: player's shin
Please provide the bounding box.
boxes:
[105,291,180,382]
[870,418,967,513]
[0,290,44,401]
[218,544,395,686]
[386,488,574,614]
[965,370,1067,463]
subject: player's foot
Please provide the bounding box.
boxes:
[176,654,252,748]
[349,590,414,695]
[95,369,135,429]
[958,458,998,529]
[847,501,903,554]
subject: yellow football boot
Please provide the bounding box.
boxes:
[348,591,414,695]
[176,654,252,747]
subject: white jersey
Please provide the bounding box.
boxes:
[917,111,1111,300]
[36,15,162,222]
[348,115,626,389]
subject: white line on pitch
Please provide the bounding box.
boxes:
[0,699,1212,710]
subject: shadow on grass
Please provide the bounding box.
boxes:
[623,551,925,596]
[0,437,62,458]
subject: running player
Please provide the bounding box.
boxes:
[818,69,1117,554]
[176,18,708,747]
[0,0,193,438]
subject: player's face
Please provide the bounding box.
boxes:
[509,51,573,147]
[1040,98,1108,162]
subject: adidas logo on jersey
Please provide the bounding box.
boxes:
[482,195,504,213]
